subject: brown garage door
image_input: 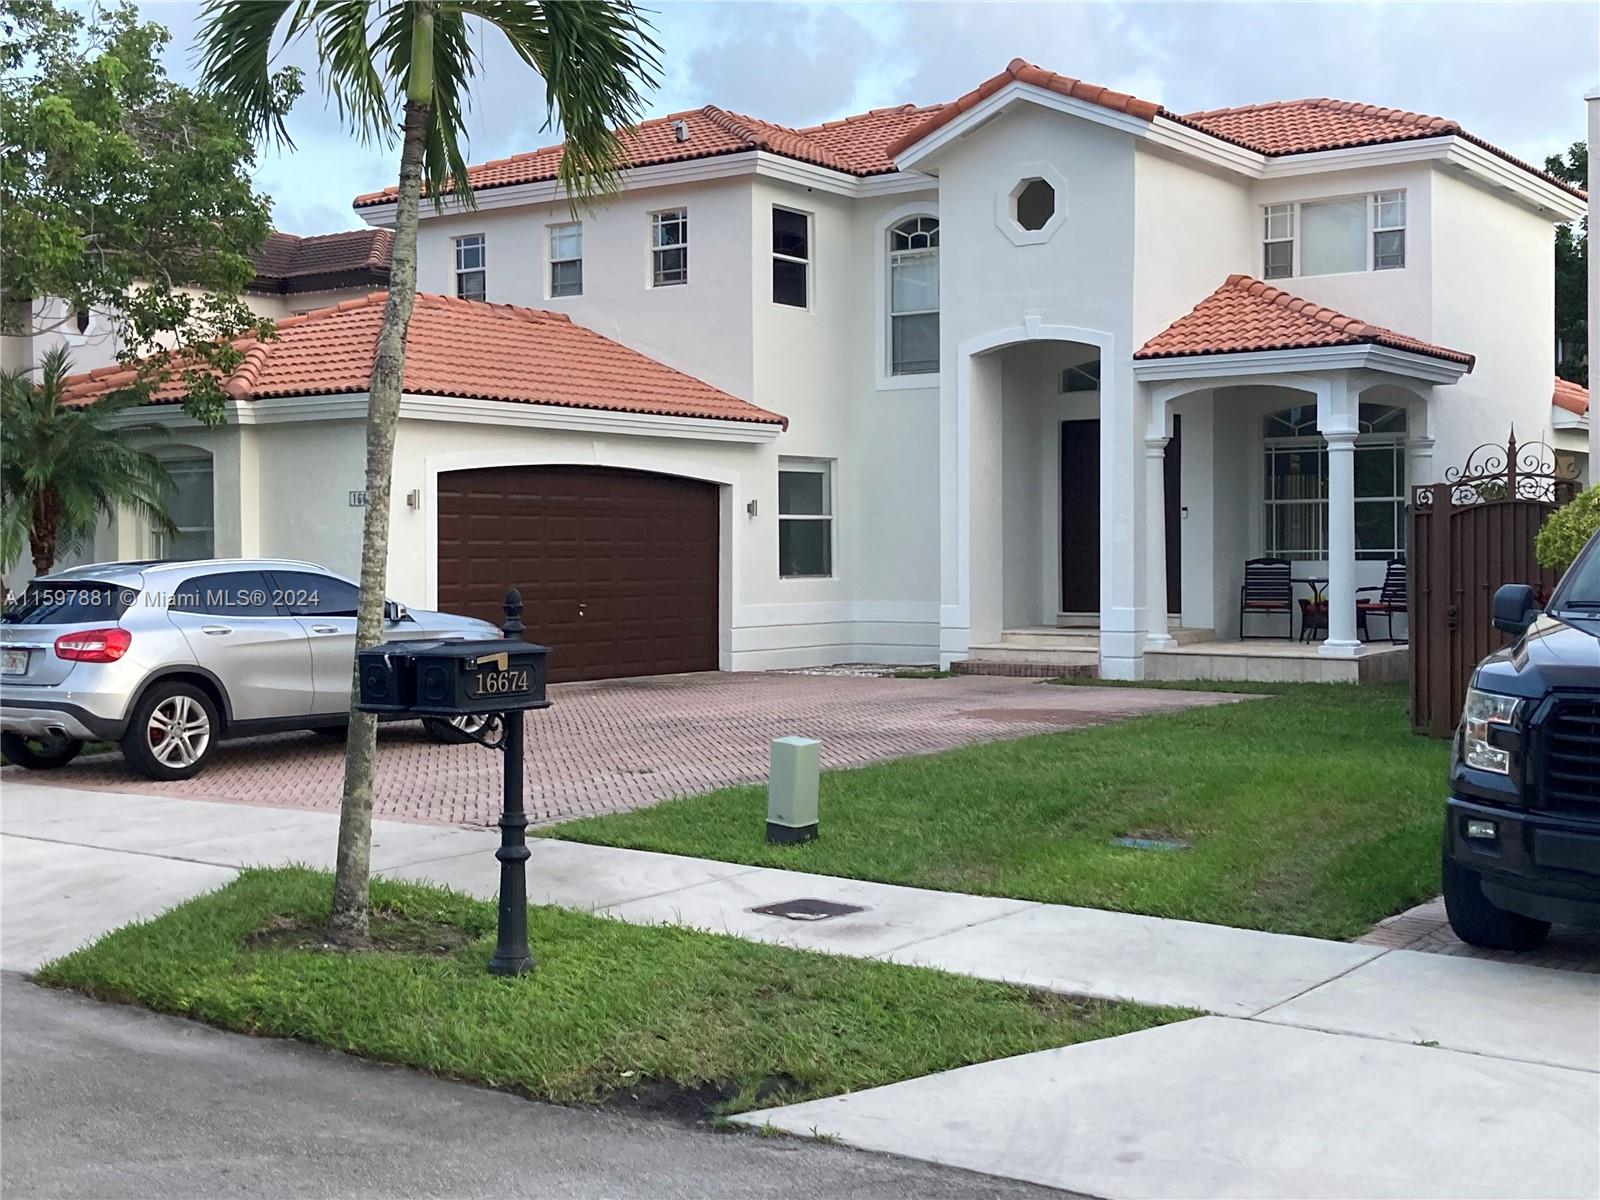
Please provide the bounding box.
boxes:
[436,466,719,683]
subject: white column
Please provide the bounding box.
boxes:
[1320,430,1361,657]
[1587,89,1599,470]
[1406,437,1435,491]
[1144,436,1175,649]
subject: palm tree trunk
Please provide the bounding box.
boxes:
[30,489,59,576]
[326,93,430,947]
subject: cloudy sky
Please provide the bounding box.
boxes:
[139,1,1596,236]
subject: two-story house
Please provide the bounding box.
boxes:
[62,60,1589,683]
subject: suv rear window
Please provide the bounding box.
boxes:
[2,581,138,624]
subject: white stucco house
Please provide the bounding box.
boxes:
[54,59,1590,684]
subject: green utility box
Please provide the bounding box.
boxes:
[767,736,820,844]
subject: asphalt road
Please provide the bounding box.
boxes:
[1,975,1060,1200]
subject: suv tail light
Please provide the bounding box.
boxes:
[54,627,132,663]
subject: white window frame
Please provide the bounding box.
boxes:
[548,221,582,298]
[887,214,940,378]
[1261,406,1408,562]
[777,458,834,580]
[650,208,688,287]
[453,233,486,300]
[771,205,811,309]
[1259,190,1407,280]
[154,454,215,560]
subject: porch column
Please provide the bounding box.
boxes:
[1320,430,1361,657]
[1144,436,1175,649]
[1406,437,1435,489]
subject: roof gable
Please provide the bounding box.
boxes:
[60,293,786,428]
[1135,274,1475,368]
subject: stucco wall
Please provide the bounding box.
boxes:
[412,179,755,400]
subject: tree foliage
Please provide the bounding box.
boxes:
[1545,142,1586,387]
[0,346,177,578]
[1536,485,1600,574]
[0,0,298,425]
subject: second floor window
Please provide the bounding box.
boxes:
[549,222,582,297]
[889,216,939,376]
[454,234,486,300]
[651,208,688,286]
[772,207,810,307]
[1261,190,1407,280]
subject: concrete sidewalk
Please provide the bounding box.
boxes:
[4,782,1597,1199]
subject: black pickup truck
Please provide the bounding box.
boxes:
[1443,528,1600,949]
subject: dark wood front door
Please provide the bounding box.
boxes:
[1059,419,1099,613]
[1165,415,1182,615]
[436,465,719,683]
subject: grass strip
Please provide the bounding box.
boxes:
[37,867,1187,1119]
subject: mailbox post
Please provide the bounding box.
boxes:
[489,591,531,976]
[356,588,548,977]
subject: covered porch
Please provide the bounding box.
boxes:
[1130,275,1474,677]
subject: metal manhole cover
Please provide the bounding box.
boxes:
[1110,836,1192,852]
[749,898,867,922]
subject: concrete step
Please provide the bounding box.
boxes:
[966,642,1100,668]
[1168,627,1215,646]
[997,630,1101,651]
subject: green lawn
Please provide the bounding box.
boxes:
[550,682,1450,940]
[37,868,1185,1118]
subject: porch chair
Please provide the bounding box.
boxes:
[1239,557,1295,640]
[1357,558,1408,643]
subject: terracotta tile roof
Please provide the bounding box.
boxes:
[352,103,939,207]
[59,293,786,427]
[1173,99,1585,200]
[883,58,1161,159]
[250,229,393,293]
[1134,274,1475,368]
[1553,377,1589,417]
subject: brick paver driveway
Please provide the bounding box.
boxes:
[8,673,1241,828]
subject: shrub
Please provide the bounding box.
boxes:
[1535,486,1600,573]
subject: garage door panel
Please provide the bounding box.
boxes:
[437,465,718,683]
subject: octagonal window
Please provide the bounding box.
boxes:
[1015,178,1055,231]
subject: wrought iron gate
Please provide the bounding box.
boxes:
[1410,434,1580,737]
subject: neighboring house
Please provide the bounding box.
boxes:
[53,59,1590,682]
[3,229,394,590]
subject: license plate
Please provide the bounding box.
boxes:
[1,648,28,676]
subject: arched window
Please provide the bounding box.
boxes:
[155,454,215,560]
[1262,403,1407,561]
[888,216,939,376]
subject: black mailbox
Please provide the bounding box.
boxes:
[357,637,550,717]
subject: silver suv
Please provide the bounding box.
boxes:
[1,558,499,780]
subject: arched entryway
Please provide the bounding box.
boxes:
[435,465,719,682]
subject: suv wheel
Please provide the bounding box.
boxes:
[1442,853,1551,951]
[1,731,84,770]
[122,682,219,781]
[423,714,490,745]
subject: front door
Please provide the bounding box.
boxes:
[1165,415,1182,615]
[1060,420,1100,613]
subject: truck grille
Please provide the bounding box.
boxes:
[1540,698,1600,812]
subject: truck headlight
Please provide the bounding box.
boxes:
[1462,688,1521,774]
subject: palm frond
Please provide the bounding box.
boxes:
[197,0,311,144]
[448,0,659,204]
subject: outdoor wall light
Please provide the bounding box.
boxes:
[747,499,758,517]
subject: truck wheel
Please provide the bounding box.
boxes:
[1,731,84,770]
[1442,854,1551,951]
[121,682,219,781]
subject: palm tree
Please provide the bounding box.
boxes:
[0,346,176,580]
[199,0,659,946]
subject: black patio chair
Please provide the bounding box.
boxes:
[1357,558,1408,643]
[1239,557,1295,640]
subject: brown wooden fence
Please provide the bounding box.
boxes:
[1410,434,1580,737]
